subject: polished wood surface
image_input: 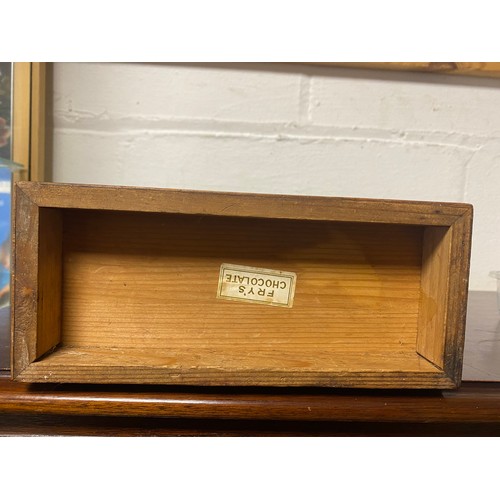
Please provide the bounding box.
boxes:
[1,413,500,436]
[12,182,472,388]
[0,376,499,429]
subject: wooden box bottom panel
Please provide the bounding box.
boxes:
[12,183,473,388]
[18,347,450,387]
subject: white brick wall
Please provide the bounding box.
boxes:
[50,63,500,290]
[310,68,500,135]
[53,63,303,124]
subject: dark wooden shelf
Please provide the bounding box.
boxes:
[1,376,500,435]
[0,376,500,423]
[1,290,499,435]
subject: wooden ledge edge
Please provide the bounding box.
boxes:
[1,378,499,423]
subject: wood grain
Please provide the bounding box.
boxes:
[12,182,473,388]
[417,227,452,368]
[36,208,62,357]
[443,212,473,384]
[17,182,471,226]
[27,210,440,387]
[62,213,422,354]
[11,185,39,377]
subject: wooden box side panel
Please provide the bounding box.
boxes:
[416,210,473,385]
[20,181,472,226]
[11,186,39,377]
[443,212,473,385]
[36,208,63,357]
[12,189,63,378]
[416,226,452,369]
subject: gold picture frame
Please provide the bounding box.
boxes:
[311,62,500,78]
[11,62,46,182]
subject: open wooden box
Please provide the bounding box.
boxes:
[11,182,473,388]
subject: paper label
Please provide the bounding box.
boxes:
[217,263,296,308]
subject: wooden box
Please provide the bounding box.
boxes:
[11,182,473,388]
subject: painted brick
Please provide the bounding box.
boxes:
[52,131,124,185]
[53,63,302,125]
[53,130,469,202]
[310,69,500,136]
[463,141,500,290]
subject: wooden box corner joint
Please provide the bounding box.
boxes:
[11,182,473,389]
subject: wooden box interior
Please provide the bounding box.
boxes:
[12,183,472,388]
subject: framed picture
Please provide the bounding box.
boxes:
[0,62,46,370]
[312,62,500,78]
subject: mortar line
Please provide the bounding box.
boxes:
[53,111,493,149]
[460,147,481,202]
[53,125,484,152]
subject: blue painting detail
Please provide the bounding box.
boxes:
[0,166,10,307]
[0,161,17,369]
